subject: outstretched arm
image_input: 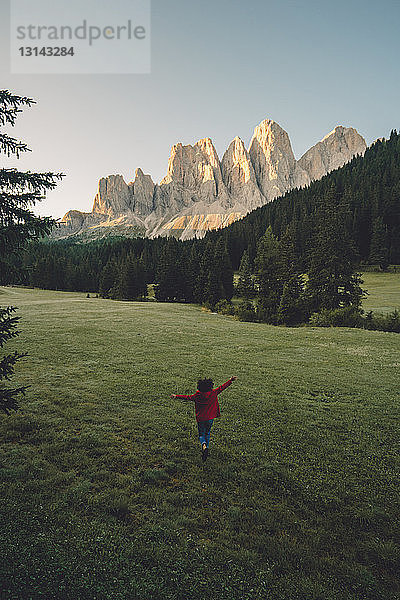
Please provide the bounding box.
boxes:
[214,376,238,394]
[170,391,200,401]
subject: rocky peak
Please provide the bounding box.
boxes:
[60,209,89,229]
[131,168,155,216]
[195,137,221,170]
[54,118,368,241]
[155,137,230,213]
[298,126,367,181]
[160,137,223,189]
[221,136,265,211]
[92,174,133,217]
[248,119,310,200]
[222,136,254,185]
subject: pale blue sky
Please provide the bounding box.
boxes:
[1,0,399,218]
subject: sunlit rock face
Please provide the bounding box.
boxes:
[164,213,243,231]
[249,119,310,200]
[131,168,155,217]
[221,137,265,212]
[61,209,89,229]
[161,138,222,188]
[54,120,366,241]
[298,126,367,181]
[142,137,235,239]
[155,138,230,211]
[92,174,133,217]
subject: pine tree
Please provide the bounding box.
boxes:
[254,227,284,323]
[305,188,365,313]
[280,223,300,275]
[236,250,254,299]
[180,244,197,303]
[204,264,221,308]
[115,253,147,300]
[155,238,185,302]
[0,308,28,414]
[0,90,63,413]
[211,239,234,301]
[369,216,390,270]
[201,239,234,308]
[277,276,305,325]
[198,240,218,307]
[0,92,61,275]
[99,258,118,298]
[277,224,305,324]
[193,242,213,304]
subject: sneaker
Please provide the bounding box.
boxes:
[202,444,209,462]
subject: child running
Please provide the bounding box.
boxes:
[171,376,238,461]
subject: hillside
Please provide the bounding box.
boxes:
[211,130,400,269]
[0,287,399,600]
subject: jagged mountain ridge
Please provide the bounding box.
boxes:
[54,120,366,241]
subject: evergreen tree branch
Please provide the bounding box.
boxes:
[0,133,31,157]
[0,90,35,127]
[0,215,56,255]
[0,204,50,224]
[0,307,21,347]
[0,351,28,380]
[0,385,29,414]
[0,192,47,207]
[0,106,22,127]
[0,90,35,108]
[0,169,64,192]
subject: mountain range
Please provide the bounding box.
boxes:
[54,119,366,241]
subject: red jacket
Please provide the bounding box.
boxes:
[176,379,233,422]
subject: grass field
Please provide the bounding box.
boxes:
[0,285,399,600]
[361,272,400,313]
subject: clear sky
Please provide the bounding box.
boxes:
[1,0,399,219]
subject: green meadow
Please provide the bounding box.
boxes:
[361,271,400,314]
[0,282,399,600]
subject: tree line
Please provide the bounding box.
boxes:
[7,235,235,305]
[212,130,400,272]
[3,185,368,325]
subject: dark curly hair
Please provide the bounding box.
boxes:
[197,378,214,392]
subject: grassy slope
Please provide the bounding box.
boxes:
[0,286,399,600]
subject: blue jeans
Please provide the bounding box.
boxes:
[197,419,213,447]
